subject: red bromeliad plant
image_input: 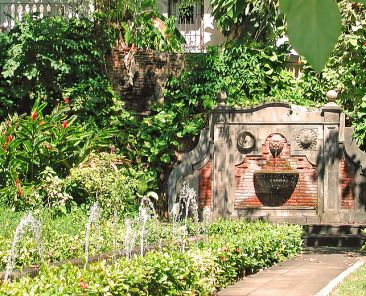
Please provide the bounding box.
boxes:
[0,98,115,209]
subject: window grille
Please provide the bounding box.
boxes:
[168,0,204,53]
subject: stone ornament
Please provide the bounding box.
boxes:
[326,89,338,102]
[269,133,285,157]
[237,131,255,151]
[296,128,317,150]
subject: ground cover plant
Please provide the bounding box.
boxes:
[331,263,366,296]
[0,219,303,295]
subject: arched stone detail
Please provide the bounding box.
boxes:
[167,129,212,212]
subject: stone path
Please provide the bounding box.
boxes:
[217,247,364,296]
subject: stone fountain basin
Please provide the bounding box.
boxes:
[254,170,299,207]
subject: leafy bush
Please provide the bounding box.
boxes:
[205,219,302,285]
[66,152,140,215]
[0,15,117,118]
[0,8,184,120]
[0,219,303,295]
[97,0,184,52]
[165,43,305,110]
[0,13,183,200]
[327,1,366,146]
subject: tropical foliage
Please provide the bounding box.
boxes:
[211,0,365,71]
[211,0,285,42]
[172,0,366,145]
[0,1,185,211]
[0,0,364,214]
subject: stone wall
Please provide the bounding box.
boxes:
[106,47,186,113]
[168,101,366,224]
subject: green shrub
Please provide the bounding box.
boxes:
[204,219,302,285]
[97,0,184,53]
[66,152,140,216]
[0,15,117,118]
[210,0,284,42]
[0,220,303,295]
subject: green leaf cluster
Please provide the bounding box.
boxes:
[0,15,117,118]
[66,152,140,216]
[210,0,285,42]
[97,0,184,52]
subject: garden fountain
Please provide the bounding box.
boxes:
[123,218,135,258]
[84,201,101,268]
[174,181,199,250]
[176,181,199,225]
[112,209,118,262]
[170,202,180,237]
[138,192,157,255]
[4,213,43,282]
[168,99,366,223]
[253,133,299,206]
[202,206,211,240]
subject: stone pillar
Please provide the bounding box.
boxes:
[211,99,236,218]
[212,123,235,217]
[321,93,342,222]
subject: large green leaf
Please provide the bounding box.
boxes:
[279,0,342,71]
[279,0,291,13]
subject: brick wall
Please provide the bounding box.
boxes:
[235,135,317,208]
[340,157,357,209]
[197,136,318,209]
[234,155,317,208]
[106,47,185,113]
[198,160,212,209]
[196,144,364,210]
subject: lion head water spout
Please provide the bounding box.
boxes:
[254,134,299,206]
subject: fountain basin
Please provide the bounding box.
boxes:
[254,158,299,207]
[254,171,299,206]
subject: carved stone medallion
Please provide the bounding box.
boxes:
[296,129,317,150]
[237,131,255,151]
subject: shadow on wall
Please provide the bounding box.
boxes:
[317,128,366,210]
[316,130,342,182]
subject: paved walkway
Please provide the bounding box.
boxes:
[217,247,364,296]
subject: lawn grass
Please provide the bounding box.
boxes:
[331,263,366,296]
